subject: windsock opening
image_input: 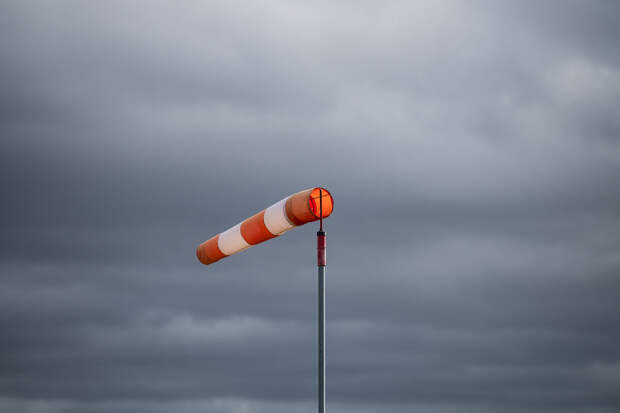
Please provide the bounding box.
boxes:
[285,188,334,225]
[309,187,333,219]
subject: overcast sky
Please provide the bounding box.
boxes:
[2,1,620,412]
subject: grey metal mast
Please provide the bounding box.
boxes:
[317,189,326,413]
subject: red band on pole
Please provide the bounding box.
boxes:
[317,232,326,266]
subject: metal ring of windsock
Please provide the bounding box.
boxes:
[196,187,334,265]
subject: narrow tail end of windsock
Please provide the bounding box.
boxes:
[196,234,226,265]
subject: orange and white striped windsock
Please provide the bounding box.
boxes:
[196,187,334,265]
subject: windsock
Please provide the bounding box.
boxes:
[196,187,334,265]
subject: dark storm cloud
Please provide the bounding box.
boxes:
[2,1,620,412]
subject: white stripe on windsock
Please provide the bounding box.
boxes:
[217,223,251,255]
[263,198,295,236]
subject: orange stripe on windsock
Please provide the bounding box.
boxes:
[285,188,316,225]
[196,234,227,265]
[241,210,277,244]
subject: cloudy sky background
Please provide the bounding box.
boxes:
[2,1,620,412]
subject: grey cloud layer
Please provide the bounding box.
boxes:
[1,1,620,412]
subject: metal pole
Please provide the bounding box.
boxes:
[317,187,326,413]
[317,232,326,413]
